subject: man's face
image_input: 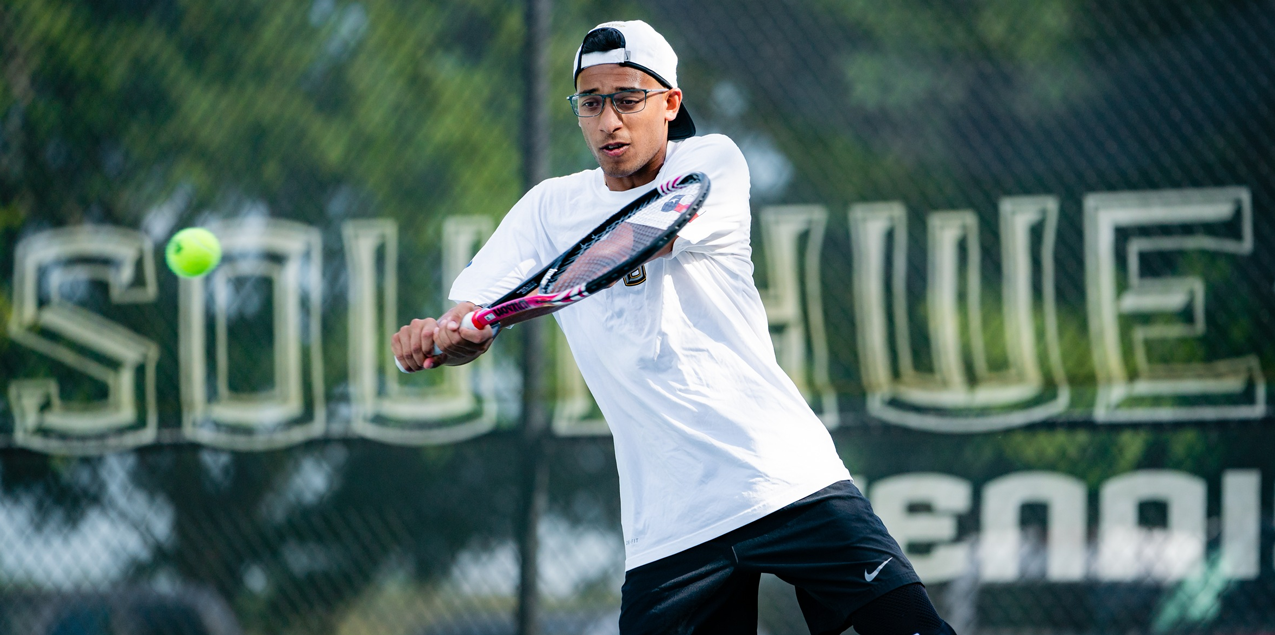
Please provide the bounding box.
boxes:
[575,65,682,188]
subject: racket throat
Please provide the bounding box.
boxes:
[539,266,560,293]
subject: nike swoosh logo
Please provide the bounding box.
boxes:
[865,557,893,582]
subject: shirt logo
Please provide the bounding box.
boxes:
[865,557,893,582]
[624,265,647,287]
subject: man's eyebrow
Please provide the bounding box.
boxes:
[576,85,645,95]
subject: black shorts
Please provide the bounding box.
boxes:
[619,480,921,635]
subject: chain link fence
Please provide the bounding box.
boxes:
[3,0,1275,633]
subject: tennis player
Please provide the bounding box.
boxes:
[393,20,956,635]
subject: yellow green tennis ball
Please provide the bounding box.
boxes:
[165,228,222,278]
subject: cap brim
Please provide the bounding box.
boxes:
[669,103,696,141]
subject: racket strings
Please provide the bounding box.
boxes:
[540,179,706,294]
[545,220,664,292]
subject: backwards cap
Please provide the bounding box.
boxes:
[572,20,696,141]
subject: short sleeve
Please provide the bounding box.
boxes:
[666,135,753,259]
[448,186,547,306]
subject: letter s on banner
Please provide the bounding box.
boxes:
[8,226,159,454]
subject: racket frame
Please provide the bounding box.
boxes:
[427,172,710,360]
[471,171,709,328]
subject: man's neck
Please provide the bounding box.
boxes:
[603,140,670,191]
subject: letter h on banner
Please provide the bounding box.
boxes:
[343,218,497,444]
[550,204,842,435]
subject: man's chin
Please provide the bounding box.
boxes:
[598,158,637,179]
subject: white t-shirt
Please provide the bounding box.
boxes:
[450,134,850,570]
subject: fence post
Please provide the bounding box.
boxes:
[517,0,552,633]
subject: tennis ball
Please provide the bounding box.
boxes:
[165,228,222,278]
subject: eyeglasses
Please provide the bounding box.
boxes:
[567,89,671,117]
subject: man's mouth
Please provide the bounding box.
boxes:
[600,142,629,157]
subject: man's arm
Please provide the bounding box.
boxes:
[391,301,495,372]
[392,194,675,371]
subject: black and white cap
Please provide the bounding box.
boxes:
[573,20,696,141]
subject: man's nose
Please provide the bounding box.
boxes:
[596,100,624,132]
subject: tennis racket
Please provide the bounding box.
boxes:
[428,171,710,359]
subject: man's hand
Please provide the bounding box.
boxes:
[391,316,441,373]
[391,302,495,372]
[432,301,496,366]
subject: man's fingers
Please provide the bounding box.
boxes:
[423,318,444,367]
[403,321,420,368]
[459,324,494,345]
[408,318,433,369]
[393,328,419,372]
[419,303,491,367]
[391,332,409,373]
[393,315,462,373]
[438,318,490,350]
[423,350,446,370]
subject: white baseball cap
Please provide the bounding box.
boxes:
[572,20,696,140]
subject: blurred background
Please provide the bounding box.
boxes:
[2,0,1275,633]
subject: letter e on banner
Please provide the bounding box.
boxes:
[1085,187,1264,422]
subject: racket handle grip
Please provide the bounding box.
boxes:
[428,311,482,357]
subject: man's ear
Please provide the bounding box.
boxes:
[665,89,683,123]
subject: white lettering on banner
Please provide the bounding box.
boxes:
[850,198,1069,432]
[179,220,326,450]
[1085,187,1265,422]
[7,227,159,453]
[868,469,1264,584]
[1097,470,1206,581]
[872,473,973,583]
[343,218,497,444]
[757,205,839,428]
[1222,469,1260,580]
[3,186,1272,451]
[980,472,1086,582]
